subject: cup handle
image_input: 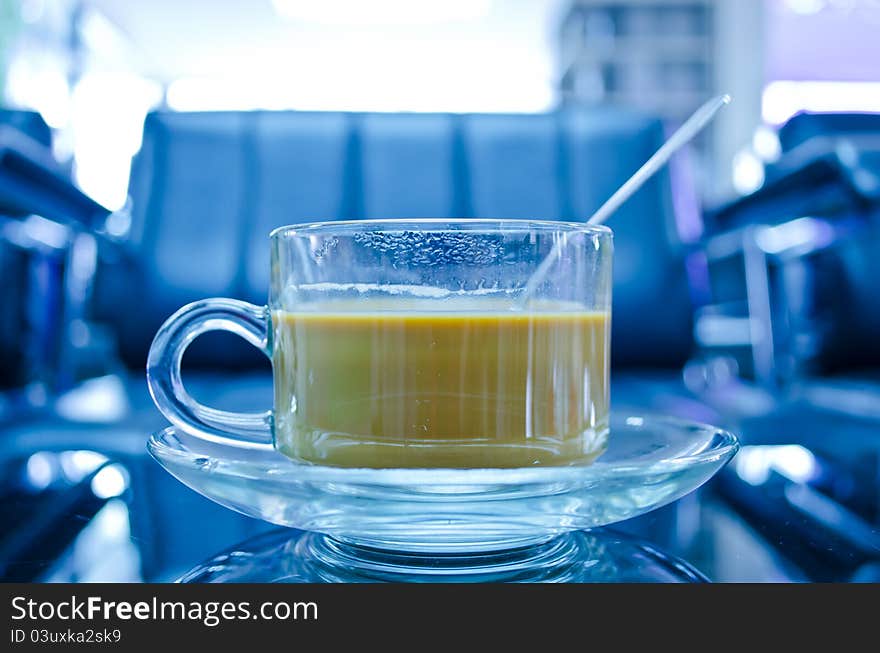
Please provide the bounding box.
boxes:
[147,298,274,450]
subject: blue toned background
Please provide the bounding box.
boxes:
[1,0,879,582]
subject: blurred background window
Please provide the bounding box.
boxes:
[4,1,879,210]
[0,0,568,211]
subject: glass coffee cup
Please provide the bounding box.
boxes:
[147,219,612,469]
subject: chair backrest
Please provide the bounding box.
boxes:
[96,109,696,369]
[0,109,51,148]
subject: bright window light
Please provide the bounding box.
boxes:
[763,80,880,125]
[70,72,163,209]
[734,444,820,485]
[752,125,782,162]
[20,0,47,24]
[166,72,555,114]
[26,452,56,490]
[784,0,827,14]
[754,217,835,255]
[55,374,130,423]
[91,464,130,499]
[271,0,492,25]
[59,450,109,483]
[167,2,558,113]
[5,58,70,128]
[732,148,765,195]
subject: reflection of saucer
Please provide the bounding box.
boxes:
[149,414,738,554]
[177,527,710,583]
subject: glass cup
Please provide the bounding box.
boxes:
[147,219,612,469]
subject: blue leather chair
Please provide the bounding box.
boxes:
[0,110,51,148]
[96,108,696,369]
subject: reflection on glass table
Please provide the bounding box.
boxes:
[176,527,709,583]
[2,371,879,582]
[0,450,138,582]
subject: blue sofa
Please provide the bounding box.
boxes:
[96,108,697,370]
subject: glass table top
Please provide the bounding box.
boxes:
[1,371,878,583]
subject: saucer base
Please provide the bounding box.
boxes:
[177,528,709,583]
[149,414,739,554]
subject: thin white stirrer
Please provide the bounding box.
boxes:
[520,94,731,303]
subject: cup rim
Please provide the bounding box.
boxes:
[270,218,613,240]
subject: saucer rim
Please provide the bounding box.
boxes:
[148,412,740,486]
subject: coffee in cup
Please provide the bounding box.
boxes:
[147,220,612,469]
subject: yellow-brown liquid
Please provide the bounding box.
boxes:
[272,300,610,468]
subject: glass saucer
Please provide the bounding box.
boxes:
[149,413,738,554]
[176,527,710,583]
